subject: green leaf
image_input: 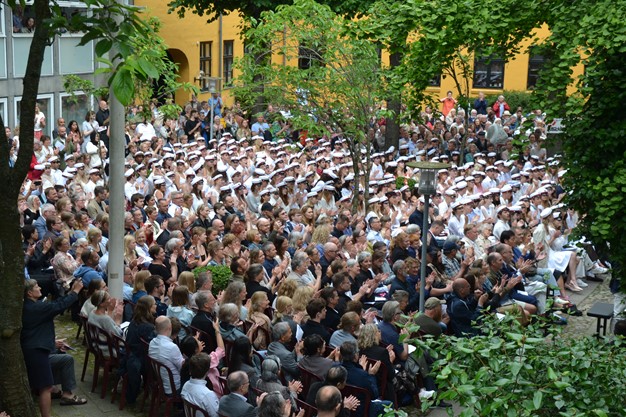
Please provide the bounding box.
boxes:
[138,57,159,79]
[95,39,113,57]
[547,367,557,381]
[533,391,543,410]
[111,68,134,106]
[506,332,523,342]
[510,362,522,377]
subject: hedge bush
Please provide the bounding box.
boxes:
[192,264,232,296]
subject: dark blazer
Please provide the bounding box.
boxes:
[22,292,78,352]
[267,341,300,381]
[218,393,257,417]
[301,320,331,344]
[190,310,218,353]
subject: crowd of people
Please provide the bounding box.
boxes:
[17,92,616,417]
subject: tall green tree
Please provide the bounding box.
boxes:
[234,0,387,210]
[0,1,178,415]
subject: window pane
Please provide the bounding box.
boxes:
[0,40,6,79]
[16,96,53,137]
[223,40,234,86]
[59,37,94,74]
[62,94,90,127]
[473,55,505,89]
[0,99,7,126]
[14,37,53,77]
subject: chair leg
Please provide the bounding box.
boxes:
[91,358,101,393]
[100,363,110,399]
[81,350,90,381]
[164,399,172,417]
[118,376,128,410]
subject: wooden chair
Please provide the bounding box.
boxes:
[297,364,322,400]
[80,316,96,382]
[147,356,183,417]
[295,397,318,417]
[83,322,103,392]
[218,376,230,395]
[93,326,119,399]
[341,384,372,417]
[183,399,210,417]
[139,337,155,413]
[190,325,217,353]
[110,334,128,410]
[365,357,396,407]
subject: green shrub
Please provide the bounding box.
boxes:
[396,176,417,190]
[192,264,232,296]
[409,313,626,416]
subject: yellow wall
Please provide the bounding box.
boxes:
[135,5,583,108]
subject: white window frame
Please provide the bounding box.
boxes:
[0,39,6,79]
[58,34,94,75]
[0,4,5,35]
[14,93,55,136]
[59,91,95,119]
[0,97,8,126]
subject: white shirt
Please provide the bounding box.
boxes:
[148,335,185,395]
[181,378,219,417]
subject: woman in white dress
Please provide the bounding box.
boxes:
[532,208,581,292]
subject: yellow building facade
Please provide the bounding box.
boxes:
[135,3,578,108]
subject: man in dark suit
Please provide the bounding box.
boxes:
[301,299,331,344]
[218,371,258,417]
[266,322,302,382]
[189,291,218,353]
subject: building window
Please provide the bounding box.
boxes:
[527,47,546,90]
[223,40,234,86]
[298,44,325,70]
[199,41,212,91]
[0,98,7,127]
[428,74,441,87]
[61,93,92,127]
[473,54,505,89]
[14,94,54,137]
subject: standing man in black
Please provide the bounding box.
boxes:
[95,100,110,150]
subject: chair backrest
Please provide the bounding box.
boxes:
[297,364,323,397]
[112,334,128,360]
[218,376,230,395]
[295,397,318,417]
[148,355,180,398]
[223,339,234,368]
[342,384,371,417]
[183,399,210,417]
[365,357,387,400]
[85,322,103,358]
[93,325,116,361]
[189,326,217,353]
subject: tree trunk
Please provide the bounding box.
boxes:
[0,1,50,415]
[384,51,403,151]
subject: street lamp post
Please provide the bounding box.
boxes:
[407,161,451,312]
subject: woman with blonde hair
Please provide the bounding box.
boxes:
[87,227,106,257]
[310,224,331,246]
[357,323,395,402]
[222,281,248,320]
[124,234,140,269]
[247,291,272,350]
[188,226,210,268]
[131,270,150,303]
[167,285,195,339]
[291,286,314,318]
[177,271,196,294]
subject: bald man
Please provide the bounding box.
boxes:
[447,278,489,337]
[148,317,184,395]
